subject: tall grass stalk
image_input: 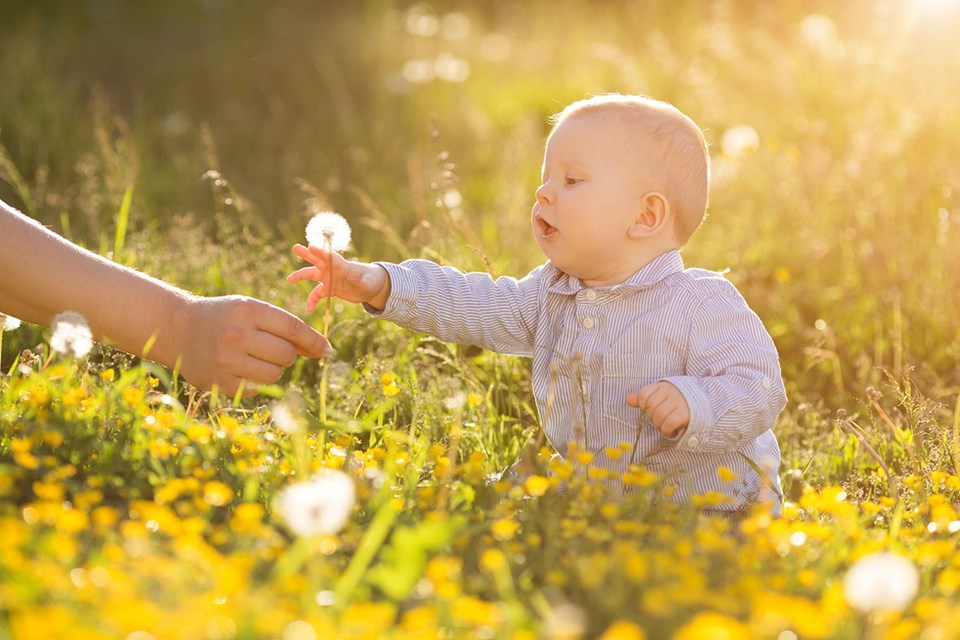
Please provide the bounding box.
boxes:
[113,184,134,262]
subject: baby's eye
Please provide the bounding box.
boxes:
[565,176,581,186]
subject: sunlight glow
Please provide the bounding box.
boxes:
[913,0,960,10]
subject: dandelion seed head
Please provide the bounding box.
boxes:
[306,211,352,252]
[1,314,22,331]
[277,470,356,537]
[50,310,93,358]
[721,124,760,158]
[843,551,918,613]
[270,395,304,435]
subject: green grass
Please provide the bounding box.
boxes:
[2,1,960,638]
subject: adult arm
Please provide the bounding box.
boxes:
[1,200,328,394]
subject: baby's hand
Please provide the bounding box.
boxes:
[287,244,391,311]
[626,381,690,438]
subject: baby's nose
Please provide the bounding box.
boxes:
[535,182,553,205]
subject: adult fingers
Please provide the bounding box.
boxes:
[233,355,286,386]
[253,303,329,358]
[242,328,300,368]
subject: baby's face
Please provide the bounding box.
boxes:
[531,111,649,286]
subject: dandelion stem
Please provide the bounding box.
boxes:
[319,235,333,424]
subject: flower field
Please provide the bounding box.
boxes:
[2,1,960,638]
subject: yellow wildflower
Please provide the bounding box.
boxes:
[673,611,750,640]
[599,620,646,640]
[716,466,737,483]
[523,475,550,497]
[203,481,234,507]
[491,518,520,541]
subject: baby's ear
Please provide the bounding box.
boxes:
[627,191,671,239]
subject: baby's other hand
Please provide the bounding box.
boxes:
[626,381,690,438]
[287,244,391,311]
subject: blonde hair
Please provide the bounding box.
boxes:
[551,93,710,244]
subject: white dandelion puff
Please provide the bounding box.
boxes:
[277,470,356,537]
[843,551,919,613]
[270,393,305,435]
[49,311,93,358]
[721,124,760,159]
[305,211,352,252]
[270,401,301,435]
[1,314,22,331]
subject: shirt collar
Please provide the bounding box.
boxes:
[546,250,684,295]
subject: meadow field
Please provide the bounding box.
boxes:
[2,0,960,637]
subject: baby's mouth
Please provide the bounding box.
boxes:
[536,216,558,238]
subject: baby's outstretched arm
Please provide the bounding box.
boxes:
[287,244,391,312]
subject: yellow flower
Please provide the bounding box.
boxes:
[55,508,89,534]
[492,518,520,541]
[451,596,501,628]
[673,611,750,640]
[480,548,507,573]
[467,392,484,408]
[599,620,647,640]
[31,481,64,502]
[203,481,234,507]
[400,606,438,633]
[231,503,265,534]
[574,450,595,466]
[383,383,400,397]
[186,423,212,444]
[716,466,737,483]
[381,371,397,386]
[122,386,146,407]
[604,446,624,461]
[92,506,119,529]
[100,368,115,382]
[339,603,396,637]
[523,475,550,497]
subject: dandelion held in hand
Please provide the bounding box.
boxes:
[305,211,352,252]
[277,470,356,537]
[304,211,352,424]
[49,310,93,358]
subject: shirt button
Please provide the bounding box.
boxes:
[581,316,595,329]
[686,436,699,449]
[762,378,772,389]
[584,289,598,301]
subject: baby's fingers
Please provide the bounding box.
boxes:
[286,265,325,284]
[306,284,327,312]
[292,243,331,267]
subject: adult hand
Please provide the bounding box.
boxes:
[626,381,691,438]
[174,295,329,396]
[287,244,391,311]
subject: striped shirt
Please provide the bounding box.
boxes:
[373,250,787,512]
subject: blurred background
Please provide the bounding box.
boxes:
[2,0,960,433]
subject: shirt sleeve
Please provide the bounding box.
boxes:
[364,259,543,357]
[661,285,787,455]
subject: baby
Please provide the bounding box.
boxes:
[288,94,787,513]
